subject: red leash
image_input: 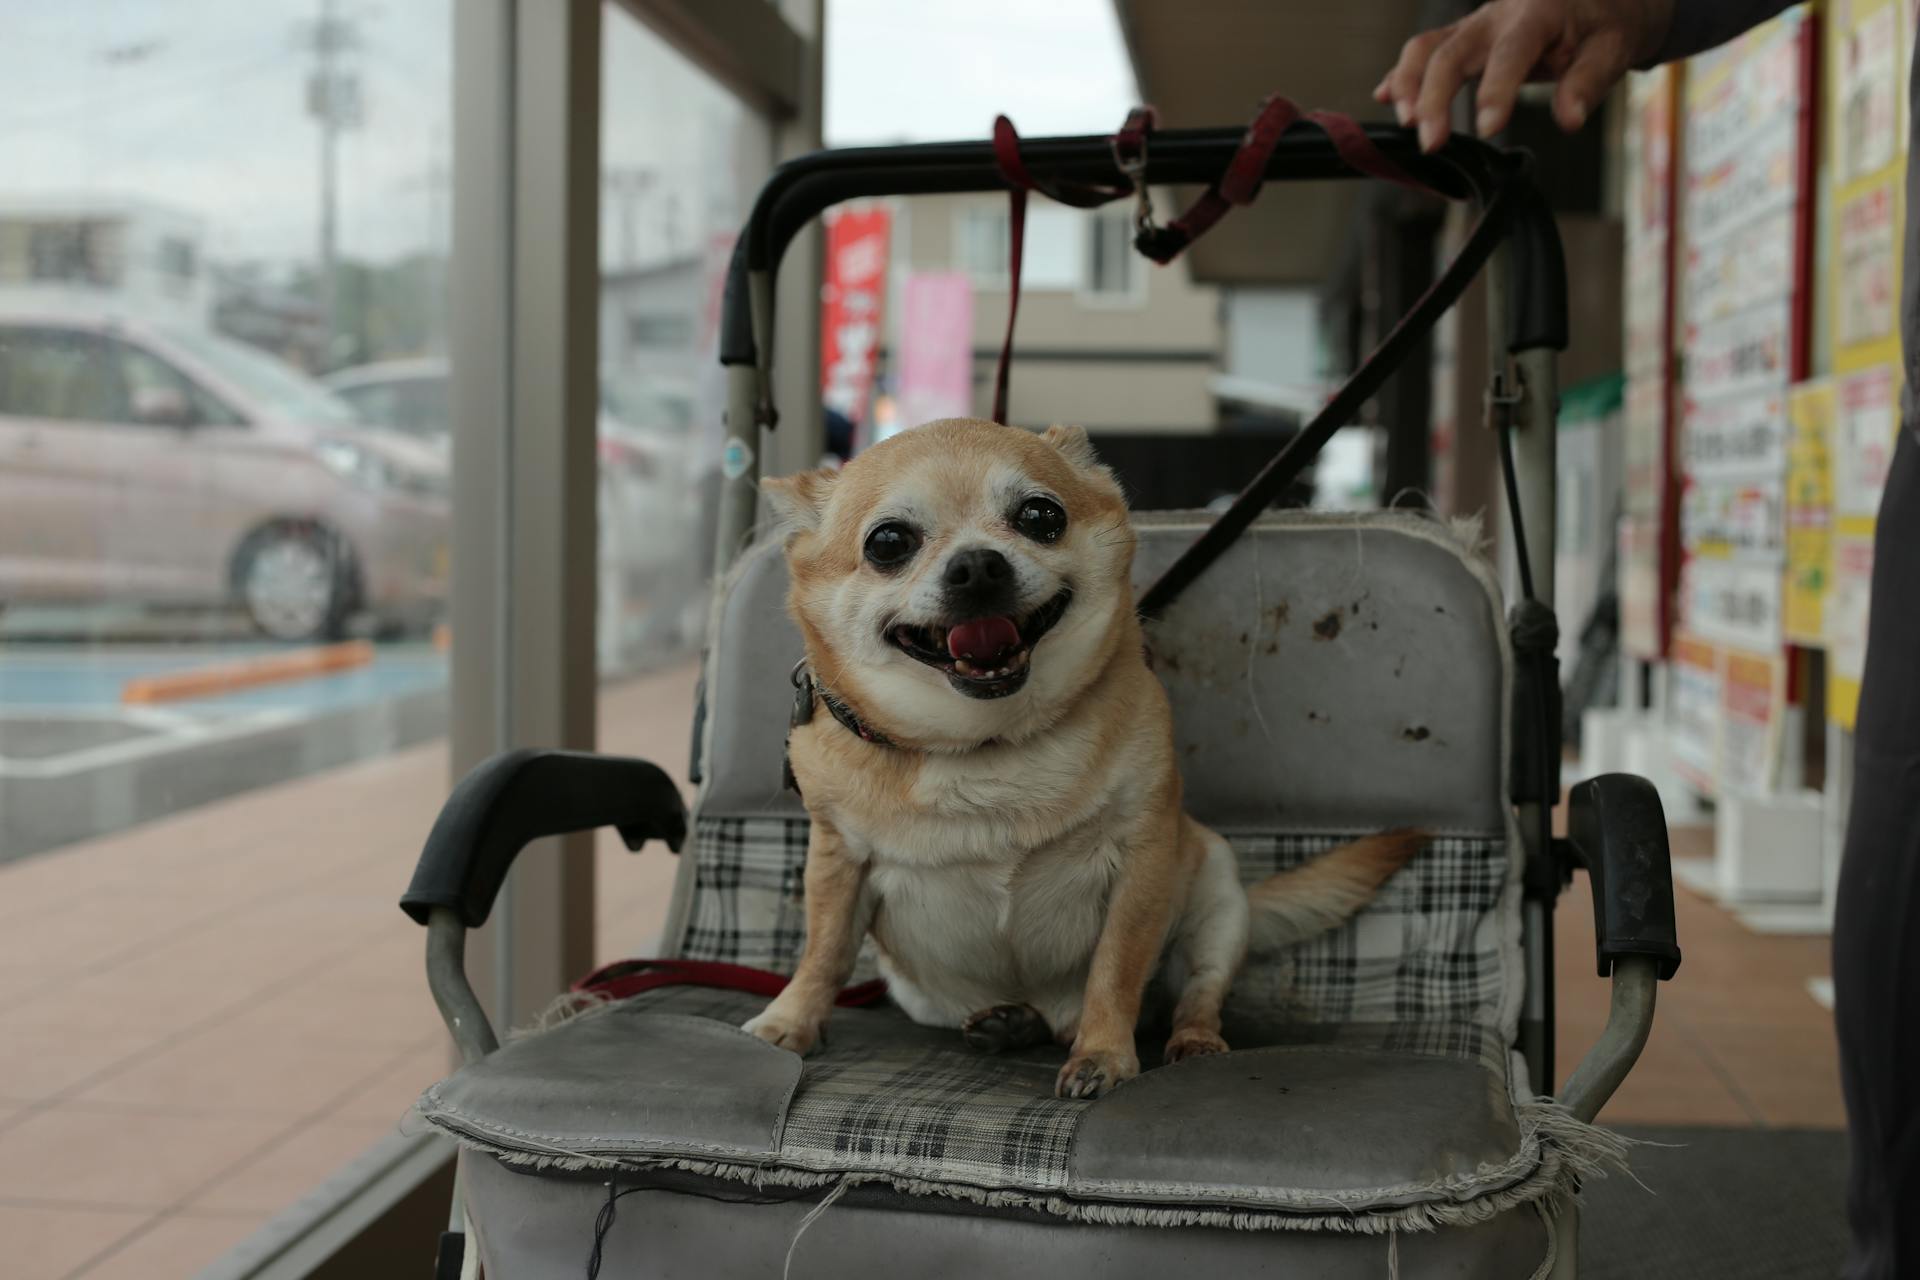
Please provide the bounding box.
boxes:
[988,96,1437,424]
[573,957,888,1007]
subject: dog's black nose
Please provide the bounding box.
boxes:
[943,549,1012,591]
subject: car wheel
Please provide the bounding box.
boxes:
[235,523,357,642]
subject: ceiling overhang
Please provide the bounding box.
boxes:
[1114,0,1430,287]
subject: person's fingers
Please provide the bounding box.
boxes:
[1414,19,1492,151]
[1475,11,1555,136]
[1383,28,1449,126]
[1552,28,1630,132]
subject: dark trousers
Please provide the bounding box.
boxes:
[1834,424,1920,1279]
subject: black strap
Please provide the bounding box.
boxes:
[1135,184,1519,620]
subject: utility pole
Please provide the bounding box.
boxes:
[299,0,362,367]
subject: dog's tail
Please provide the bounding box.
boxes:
[1245,829,1428,953]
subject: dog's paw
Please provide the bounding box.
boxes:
[961,1004,1052,1054]
[1163,1028,1229,1064]
[1055,1046,1139,1099]
[742,1008,823,1055]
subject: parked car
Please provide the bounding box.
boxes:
[324,358,702,667]
[0,311,449,641]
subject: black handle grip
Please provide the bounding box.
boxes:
[399,749,687,929]
[1562,774,1683,980]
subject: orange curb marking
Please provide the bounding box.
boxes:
[121,640,376,705]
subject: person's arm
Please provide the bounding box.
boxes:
[1650,0,1797,64]
[1378,0,1793,152]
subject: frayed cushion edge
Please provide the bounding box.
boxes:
[418,1098,1630,1236]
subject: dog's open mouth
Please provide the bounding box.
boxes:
[888,588,1072,699]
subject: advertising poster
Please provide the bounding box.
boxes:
[1685,208,1797,326]
[1670,632,1725,793]
[1619,518,1666,658]
[820,206,891,424]
[1721,649,1786,793]
[1837,0,1901,181]
[1784,380,1835,644]
[1837,183,1897,347]
[1682,388,1790,477]
[1829,530,1877,727]
[1683,557,1785,653]
[1682,478,1785,557]
[894,272,975,430]
[1678,8,1808,659]
[1621,69,1679,660]
[1834,365,1898,516]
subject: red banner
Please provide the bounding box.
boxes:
[821,207,891,424]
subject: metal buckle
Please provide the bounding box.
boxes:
[1111,132,1157,235]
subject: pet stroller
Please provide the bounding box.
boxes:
[401,101,1682,1277]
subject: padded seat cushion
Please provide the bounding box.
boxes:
[418,986,1590,1233]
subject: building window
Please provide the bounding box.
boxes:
[1082,207,1142,304]
[955,205,1085,291]
[25,219,120,286]
[957,207,1012,286]
[156,235,198,297]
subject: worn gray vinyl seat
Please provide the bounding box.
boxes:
[418,512,1611,1278]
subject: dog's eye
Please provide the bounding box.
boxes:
[1013,497,1068,544]
[863,521,920,568]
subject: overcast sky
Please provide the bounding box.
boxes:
[825,0,1135,145]
[0,1,1134,270]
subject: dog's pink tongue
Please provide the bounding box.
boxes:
[946,615,1020,663]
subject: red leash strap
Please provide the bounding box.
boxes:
[1305,108,1443,197]
[990,111,1150,423]
[1136,94,1300,264]
[1137,96,1441,265]
[990,116,1028,426]
[573,957,889,1007]
[990,98,1439,420]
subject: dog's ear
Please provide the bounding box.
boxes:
[760,467,838,535]
[1041,424,1100,471]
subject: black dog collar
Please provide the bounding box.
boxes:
[785,662,894,794]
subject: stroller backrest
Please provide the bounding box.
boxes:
[664,509,1518,1036]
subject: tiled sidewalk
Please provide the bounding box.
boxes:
[0,667,694,1280]
[1554,822,1844,1128]
[0,662,1843,1279]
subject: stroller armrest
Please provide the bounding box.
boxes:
[1562,774,1683,981]
[400,748,687,929]
[1555,773,1682,1122]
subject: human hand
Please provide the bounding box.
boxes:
[1374,0,1676,151]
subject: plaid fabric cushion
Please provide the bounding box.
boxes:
[673,817,1514,1033]
[560,985,1510,1190]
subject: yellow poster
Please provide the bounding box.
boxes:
[1784,380,1835,644]
[1722,648,1787,793]
[1824,0,1908,730]
[1829,529,1875,727]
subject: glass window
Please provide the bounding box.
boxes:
[958,207,1012,285]
[0,4,457,1271]
[954,204,1082,290]
[1083,207,1138,301]
[0,326,112,419]
[594,5,771,717]
[105,335,244,427]
[335,374,450,440]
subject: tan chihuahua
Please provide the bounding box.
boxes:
[744,419,1423,1098]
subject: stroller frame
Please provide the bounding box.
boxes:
[403,121,1682,1278]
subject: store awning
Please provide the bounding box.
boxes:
[1113,0,1429,286]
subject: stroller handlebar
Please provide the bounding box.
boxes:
[400,748,687,931]
[718,125,1567,375]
